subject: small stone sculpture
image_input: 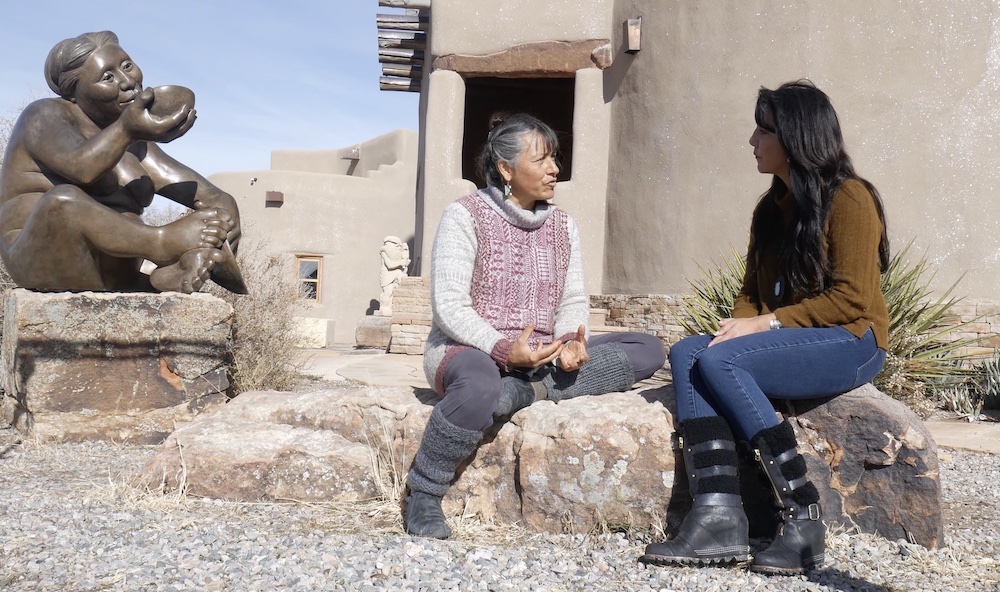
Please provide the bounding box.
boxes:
[378,236,410,316]
[0,31,246,294]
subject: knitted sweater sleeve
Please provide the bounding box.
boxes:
[773,180,883,329]
[429,203,510,366]
[553,216,590,340]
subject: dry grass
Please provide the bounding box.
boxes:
[206,236,307,394]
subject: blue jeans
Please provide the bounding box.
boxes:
[670,326,885,441]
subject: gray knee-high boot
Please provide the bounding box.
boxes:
[494,342,635,419]
[749,421,824,575]
[405,406,482,539]
[640,416,750,566]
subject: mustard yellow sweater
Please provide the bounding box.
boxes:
[731,179,889,350]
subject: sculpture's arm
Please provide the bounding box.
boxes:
[21,100,135,186]
[22,93,194,187]
[139,142,241,247]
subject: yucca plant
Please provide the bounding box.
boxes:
[673,247,746,336]
[672,241,985,412]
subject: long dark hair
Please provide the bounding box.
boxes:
[748,80,889,297]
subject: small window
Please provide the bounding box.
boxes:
[296,256,322,300]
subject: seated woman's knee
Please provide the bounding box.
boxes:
[667,334,711,368]
[39,185,93,210]
[630,333,666,380]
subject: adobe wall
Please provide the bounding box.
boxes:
[606,1,1000,302]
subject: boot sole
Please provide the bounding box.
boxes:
[639,549,749,567]
[749,555,823,576]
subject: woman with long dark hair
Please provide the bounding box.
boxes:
[641,81,890,575]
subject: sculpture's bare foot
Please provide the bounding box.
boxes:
[149,248,225,294]
[152,208,233,265]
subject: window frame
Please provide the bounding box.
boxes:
[295,255,323,301]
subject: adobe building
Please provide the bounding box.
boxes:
[412,0,1000,300]
[219,1,1000,346]
[210,129,418,346]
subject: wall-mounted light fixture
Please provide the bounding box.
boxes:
[626,17,642,53]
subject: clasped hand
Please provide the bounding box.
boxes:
[709,314,775,346]
[120,88,197,143]
[507,324,589,371]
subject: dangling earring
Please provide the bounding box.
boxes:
[503,183,512,196]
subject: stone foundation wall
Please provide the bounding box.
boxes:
[388,277,431,354]
[382,279,1000,360]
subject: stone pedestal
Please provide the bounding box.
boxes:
[1,289,233,444]
[355,315,391,349]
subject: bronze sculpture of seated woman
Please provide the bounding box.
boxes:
[0,30,245,294]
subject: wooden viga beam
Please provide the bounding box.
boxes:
[379,76,421,92]
[378,48,426,65]
[378,30,427,50]
[381,64,423,79]
[378,0,431,8]
[376,13,429,31]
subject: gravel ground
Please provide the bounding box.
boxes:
[0,423,997,592]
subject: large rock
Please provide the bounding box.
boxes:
[784,385,944,547]
[0,289,232,444]
[134,381,943,548]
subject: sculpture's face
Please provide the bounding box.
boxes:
[74,44,143,127]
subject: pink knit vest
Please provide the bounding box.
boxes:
[458,193,572,345]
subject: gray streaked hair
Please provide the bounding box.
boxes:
[477,113,560,189]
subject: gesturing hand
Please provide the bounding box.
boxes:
[557,325,589,371]
[507,324,563,369]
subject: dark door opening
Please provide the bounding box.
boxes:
[462,77,575,187]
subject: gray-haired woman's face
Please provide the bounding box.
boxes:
[501,132,560,206]
[74,44,143,127]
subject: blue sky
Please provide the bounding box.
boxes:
[0,1,419,177]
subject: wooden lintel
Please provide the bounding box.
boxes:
[381,64,423,79]
[378,0,431,8]
[379,76,421,92]
[376,14,429,31]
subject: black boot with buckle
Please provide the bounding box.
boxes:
[750,420,825,575]
[640,416,750,566]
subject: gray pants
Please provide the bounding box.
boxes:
[435,332,665,432]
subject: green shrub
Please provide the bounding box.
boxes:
[673,242,984,415]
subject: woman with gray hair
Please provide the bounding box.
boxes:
[0,31,243,294]
[405,112,666,539]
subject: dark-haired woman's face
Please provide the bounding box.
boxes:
[749,109,789,181]
[74,44,143,128]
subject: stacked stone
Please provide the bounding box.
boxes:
[948,298,1000,357]
[588,294,689,347]
[388,277,432,354]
